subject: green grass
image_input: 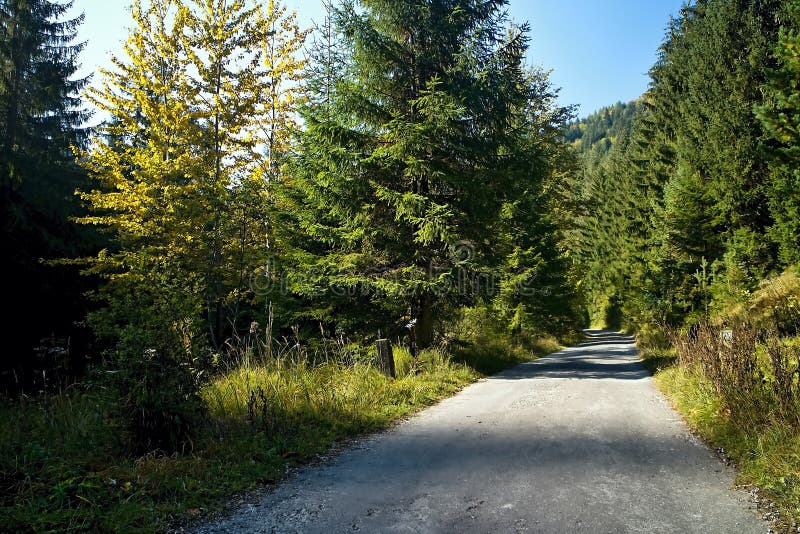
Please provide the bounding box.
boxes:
[641,347,800,531]
[1,332,565,533]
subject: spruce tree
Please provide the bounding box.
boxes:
[289,0,571,346]
[756,1,800,266]
[0,0,92,389]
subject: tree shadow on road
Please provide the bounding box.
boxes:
[491,330,648,381]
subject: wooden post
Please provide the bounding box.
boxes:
[376,339,396,378]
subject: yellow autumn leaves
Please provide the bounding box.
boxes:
[76,0,308,346]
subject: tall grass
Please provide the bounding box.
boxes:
[1,319,564,533]
[204,342,476,441]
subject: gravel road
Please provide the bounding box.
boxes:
[191,331,766,533]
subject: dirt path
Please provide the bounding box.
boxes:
[192,331,766,533]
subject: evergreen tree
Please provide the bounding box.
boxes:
[756,1,800,266]
[0,0,93,390]
[567,0,792,330]
[289,0,575,347]
[492,67,580,335]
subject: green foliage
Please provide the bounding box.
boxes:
[756,2,800,266]
[285,0,579,347]
[116,348,207,455]
[447,305,568,375]
[561,100,648,328]
[565,100,640,163]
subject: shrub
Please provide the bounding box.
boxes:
[670,322,800,430]
[116,347,206,455]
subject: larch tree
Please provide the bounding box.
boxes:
[260,0,308,181]
[78,0,207,359]
[182,0,306,343]
[77,0,210,452]
[79,0,308,354]
[77,0,307,450]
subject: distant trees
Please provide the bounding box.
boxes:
[0,0,94,391]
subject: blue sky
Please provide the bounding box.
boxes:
[75,0,686,117]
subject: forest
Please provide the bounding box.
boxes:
[1,0,800,531]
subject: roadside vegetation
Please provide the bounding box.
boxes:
[0,312,570,533]
[638,269,800,530]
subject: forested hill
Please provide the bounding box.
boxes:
[565,101,640,158]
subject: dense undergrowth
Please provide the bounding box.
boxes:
[639,268,800,531]
[0,316,569,533]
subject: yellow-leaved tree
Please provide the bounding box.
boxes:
[76,0,307,452]
[180,0,308,344]
[79,0,207,358]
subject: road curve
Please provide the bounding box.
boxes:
[192,331,766,533]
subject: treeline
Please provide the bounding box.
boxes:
[566,0,800,332]
[1,0,581,447]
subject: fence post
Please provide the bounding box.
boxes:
[376,339,396,378]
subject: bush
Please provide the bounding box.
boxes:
[116,347,207,454]
[670,322,800,430]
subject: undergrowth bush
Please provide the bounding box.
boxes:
[669,322,800,430]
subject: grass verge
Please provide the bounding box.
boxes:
[1,331,566,533]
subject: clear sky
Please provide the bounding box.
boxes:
[74,0,686,118]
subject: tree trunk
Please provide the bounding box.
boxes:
[415,292,435,350]
[376,339,396,378]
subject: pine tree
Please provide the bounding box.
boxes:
[756,1,800,265]
[0,0,93,389]
[289,0,572,347]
